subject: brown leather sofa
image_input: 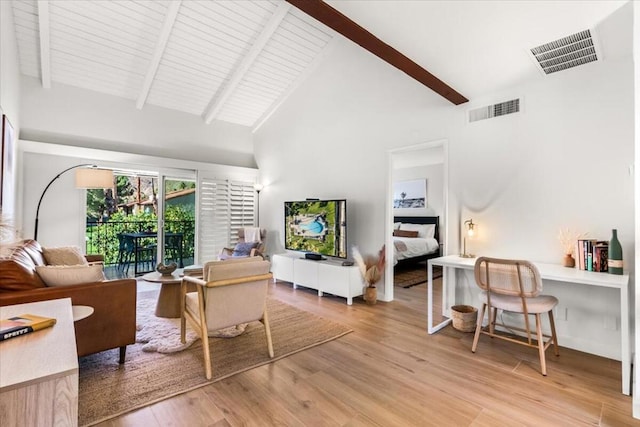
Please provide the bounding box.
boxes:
[0,239,137,363]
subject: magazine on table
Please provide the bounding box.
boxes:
[0,314,56,342]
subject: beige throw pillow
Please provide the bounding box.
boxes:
[36,265,105,287]
[43,246,88,266]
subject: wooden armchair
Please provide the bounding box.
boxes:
[219,228,267,259]
[180,256,273,379]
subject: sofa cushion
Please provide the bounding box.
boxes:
[0,242,46,291]
[43,246,88,266]
[35,265,105,287]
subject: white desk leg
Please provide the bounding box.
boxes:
[428,262,452,334]
[621,283,630,395]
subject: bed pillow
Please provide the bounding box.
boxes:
[36,265,105,287]
[42,246,88,266]
[399,223,436,239]
[393,229,419,238]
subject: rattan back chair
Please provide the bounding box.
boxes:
[471,257,559,375]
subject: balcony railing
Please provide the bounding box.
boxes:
[85,220,195,268]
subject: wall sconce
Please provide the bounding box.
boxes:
[34,164,114,240]
[253,183,264,227]
[460,218,475,258]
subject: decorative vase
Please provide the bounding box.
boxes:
[608,229,623,275]
[563,254,575,268]
[364,286,377,305]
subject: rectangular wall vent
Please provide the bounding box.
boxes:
[530,29,599,75]
[469,99,520,123]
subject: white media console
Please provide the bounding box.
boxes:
[271,253,364,305]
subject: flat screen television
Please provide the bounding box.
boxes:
[284,199,347,258]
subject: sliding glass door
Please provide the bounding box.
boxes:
[161,177,196,269]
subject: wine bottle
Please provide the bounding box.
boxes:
[608,229,623,275]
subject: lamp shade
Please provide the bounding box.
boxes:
[75,168,113,189]
[253,183,264,192]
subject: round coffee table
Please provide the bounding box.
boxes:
[141,269,195,318]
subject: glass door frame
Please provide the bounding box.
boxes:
[157,170,197,269]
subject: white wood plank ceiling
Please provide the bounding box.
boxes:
[11,0,335,128]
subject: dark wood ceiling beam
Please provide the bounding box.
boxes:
[286,0,468,105]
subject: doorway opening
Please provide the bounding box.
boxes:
[385,140,449,303]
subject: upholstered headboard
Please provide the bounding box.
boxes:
[394,216,440,243]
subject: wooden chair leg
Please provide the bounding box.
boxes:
[548,310,560,357]
[535,313,547,376]
[472,303,486,353]
[180,283,187,344]
[262,309,274,358]
[196,288,212,380]
[489,306,497,335]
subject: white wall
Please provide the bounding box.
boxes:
[254,37,452,301]
[0,0,22,217]
[632,0,639,418]
[255,10,634,360]
[20,77,256,168]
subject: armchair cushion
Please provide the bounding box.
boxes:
[232,241,259,257]
[35,264,105,287]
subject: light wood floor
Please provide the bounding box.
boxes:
[98,280,635,427]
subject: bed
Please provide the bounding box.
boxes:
[393,216,440,266]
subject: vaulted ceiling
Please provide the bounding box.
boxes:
[11,0,336,128]
[10,0,630,131]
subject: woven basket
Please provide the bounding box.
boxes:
[451,305,478,333]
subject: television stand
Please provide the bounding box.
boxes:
[272,253,363,305]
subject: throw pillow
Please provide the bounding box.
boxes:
[232,241,259,257]
[42,246,88,266]
[399,223,436,239]
[35,265,105,287]
[393,229,419,238]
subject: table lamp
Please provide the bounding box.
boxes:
[460,218,475,258]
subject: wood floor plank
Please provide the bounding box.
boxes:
[95,277,636,426]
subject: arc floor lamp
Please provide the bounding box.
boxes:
[34,164,114,240]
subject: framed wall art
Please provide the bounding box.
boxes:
[393,179,427,209]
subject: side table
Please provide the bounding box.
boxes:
[141,269,195,318]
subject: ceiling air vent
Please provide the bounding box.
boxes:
[469,99,520,123]
[529,29,599,75]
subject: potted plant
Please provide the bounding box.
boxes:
[352,245,385,304]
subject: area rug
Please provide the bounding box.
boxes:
[394,263,442,288]
[78,297,352,426]
[135,299,247,353]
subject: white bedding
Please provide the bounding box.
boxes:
[393,236,439,265]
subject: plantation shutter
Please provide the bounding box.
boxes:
[197,176,255,263]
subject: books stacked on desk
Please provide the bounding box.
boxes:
[0,314,56,342]
[576,239,608,272]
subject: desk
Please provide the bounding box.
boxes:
[0,298,78,426]
[427,255,631,395]
[121,232,184,275]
